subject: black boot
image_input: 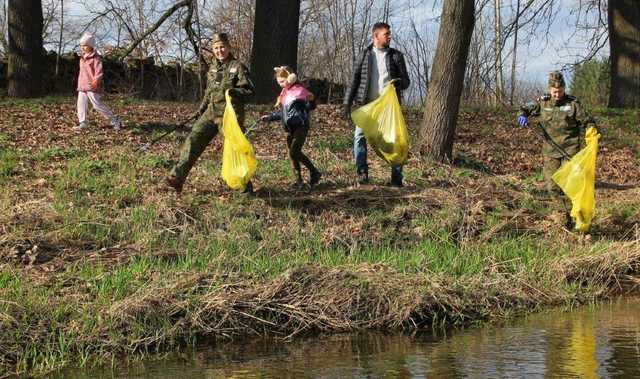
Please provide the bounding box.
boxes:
[166,175,184,194]
[310,170,322,187]
[242,181,254,195]
[357,171,369,184]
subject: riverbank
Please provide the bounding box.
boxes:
[1,97,638,377]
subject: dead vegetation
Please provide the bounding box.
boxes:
[0,97,638,376]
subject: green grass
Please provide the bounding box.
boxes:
[35,147,83,162]
[0,95,72,109]
[2,100,639,377]
[0,134,18,180]
[0,148,18,179]
[314,134,352,153]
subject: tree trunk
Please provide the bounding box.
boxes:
[7,0,44,98]
[494,0,504,105]
[509,0,520,106]
[250,0,300,104]
[55,0,63,77]
[608,0,640,108]
[417,0,475,162]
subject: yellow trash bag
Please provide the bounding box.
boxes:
[220,90,257,191]
[552,127,600,232]
[351,82,409,166]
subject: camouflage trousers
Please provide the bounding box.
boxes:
[170,112,219,182]
[542,154,575,218]
[542,140,580,193]
[542,155,567,193]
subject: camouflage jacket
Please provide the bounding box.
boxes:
[198,55,255,125]
[522,94,596,158]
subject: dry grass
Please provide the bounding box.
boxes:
[0,98,638,377]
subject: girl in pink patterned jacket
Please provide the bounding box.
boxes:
[74,33,122,131]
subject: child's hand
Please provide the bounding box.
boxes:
[91,80,99,91]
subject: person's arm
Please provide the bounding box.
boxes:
[343,50,365,115]
[393,51,410,90]
[306,89,317,111]
[228,63,255,101]
[261,111,282,122]
[521,99,541,117]
[92,56,104,90]
[197,83,213,116]
[517,97,542,126]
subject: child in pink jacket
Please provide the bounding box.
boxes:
[260,66,321,188]
[74,33,122,131]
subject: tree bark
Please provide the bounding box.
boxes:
[7,0,44,98]
[250,0,301,104]
[55,0,63,77]
[494,0,504,104]
[509,0,520,106]
[608,0,640,108]
[417,0,475,162]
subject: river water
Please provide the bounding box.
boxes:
[59,297,640,378]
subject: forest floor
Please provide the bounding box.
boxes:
[1,95,639,377]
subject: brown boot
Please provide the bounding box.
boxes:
[166,175,184,194]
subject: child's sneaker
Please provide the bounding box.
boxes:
[73,121,89,131]
[111,118,123,131]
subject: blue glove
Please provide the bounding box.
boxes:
[517,115,528,127]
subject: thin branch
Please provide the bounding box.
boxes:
[120,0,191,59]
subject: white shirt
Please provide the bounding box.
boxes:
[367,46,390,102]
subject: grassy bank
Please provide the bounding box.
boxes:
[1,97,639,377]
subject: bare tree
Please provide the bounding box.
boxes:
[1,0,8,56]
[494,0,504,104]
[7,0,45,97]
[250,0,301,103]
[119,0,192,58]
[509,0,520,106]
[417,0,475,162]
[55,0,63,77]
[608,0,640,108]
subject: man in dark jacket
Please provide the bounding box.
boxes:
[343,22,410,186]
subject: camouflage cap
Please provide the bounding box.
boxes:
[211,33,230,45]
[548,71,565,88]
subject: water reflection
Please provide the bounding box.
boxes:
[59,297,640,378]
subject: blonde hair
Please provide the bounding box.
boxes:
[274,66,298,84]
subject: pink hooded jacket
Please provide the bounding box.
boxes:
[276,83,313,107]
[77,52,104,92]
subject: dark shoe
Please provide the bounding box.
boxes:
[290,179,305,190]
[242,181,254,195]
[309,171,322,187]
[564,212,575,230]
[388,178,403,187]
[166,175,184,194]
[357,172,369,184]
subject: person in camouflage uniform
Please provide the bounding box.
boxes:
[518,71,596,193]
[166,33,255,194]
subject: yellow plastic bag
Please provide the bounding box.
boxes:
[552,127,600,232]
[351,82,409,166]
[221,90,257,191]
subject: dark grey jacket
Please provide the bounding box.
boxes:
[343,44,410,109]
[264,99,316,132]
